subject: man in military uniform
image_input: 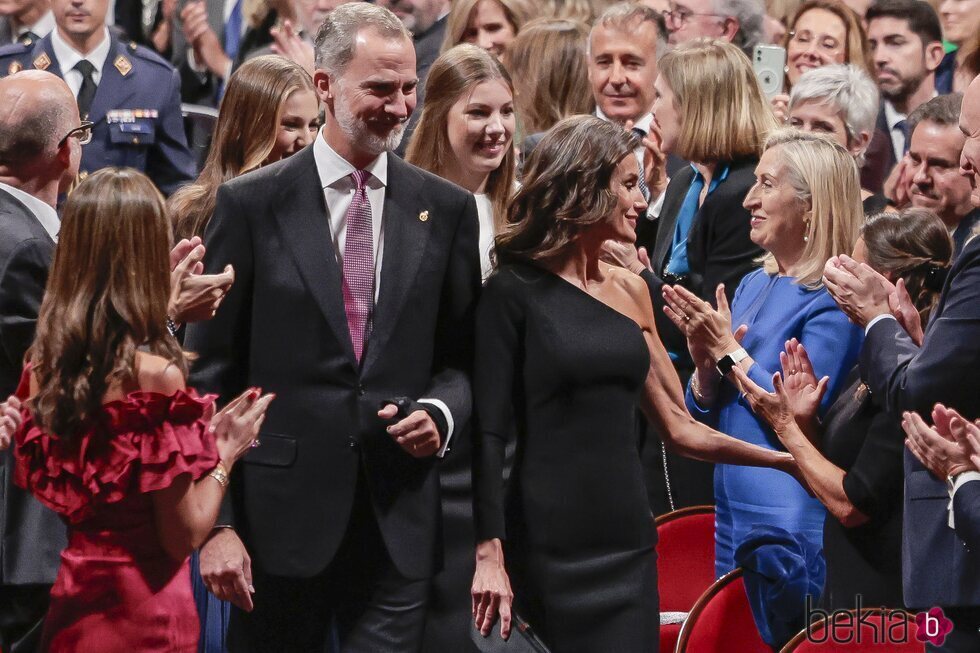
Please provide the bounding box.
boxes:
[0,0,195,196]
[0,0,54,47]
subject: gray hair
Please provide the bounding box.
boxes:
[908,92,963,136]
[314,3,411,75]
[789,64,879,149]
[715,0,766,55]
[590,2,669,59]
[0,103,71,167]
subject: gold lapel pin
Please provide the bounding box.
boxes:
[114,55,132,76]
[419,210,429,222]
[32,52,50,71]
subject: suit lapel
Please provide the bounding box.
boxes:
[272,148,358,367]
[653,166,694,273]
[86,35,136,127]
[361,156,430,373]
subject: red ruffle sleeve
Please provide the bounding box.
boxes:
[13,389,220,525]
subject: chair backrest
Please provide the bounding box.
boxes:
[655,505,715,612]
[675,568,772,653]
[781,609,925,652]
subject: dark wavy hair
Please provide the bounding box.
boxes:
[30,168,188,445]
[494,115,637,266]
[861,208,953,325]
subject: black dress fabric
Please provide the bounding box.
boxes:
[820,367,905,610]
[862,193,889,216]
[473,263,658,653]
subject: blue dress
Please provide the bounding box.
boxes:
[685,270,863,577]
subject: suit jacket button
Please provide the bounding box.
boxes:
[348,438,358,449]
[357,384,365,396]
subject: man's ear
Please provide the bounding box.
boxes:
[313,70,333,103]
[721,17,740,42]
[925,41,946,73]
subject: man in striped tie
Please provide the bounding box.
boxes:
[185,3,481,651]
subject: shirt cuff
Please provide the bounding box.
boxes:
[418,398,454,458]
[947,472,980,529]
[187,47,207,74]
[865,313,896,336]
[648,184,667,219]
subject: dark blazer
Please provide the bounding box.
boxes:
[184,146,481,581]
[0,33,196,196]
[953,209,980,259]
[0,188,64,586]
[954,480,980,555]
[860,236,980,609]
[860,106,897,194]
[635,157,763,366]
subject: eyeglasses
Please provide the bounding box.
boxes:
[662,6,726,28]
[58,121,94,148]
[788,30,844,57]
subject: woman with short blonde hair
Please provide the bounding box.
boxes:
[661,128,864,577]
[441,0,536,57]
[504,18,594,136]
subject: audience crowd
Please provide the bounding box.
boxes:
[0,0,978,650]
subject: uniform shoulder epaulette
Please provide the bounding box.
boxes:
[0,40,32,59]
[126,41,175,71]
[0,41,32,76]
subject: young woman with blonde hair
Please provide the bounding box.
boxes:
[170,55,318,240]
[406,44,516,280]
[441,0,536,57]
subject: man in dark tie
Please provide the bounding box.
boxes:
[0,0,196,195]
[186,3,480,650]
[824,73,980,653]
[0,70,77,653]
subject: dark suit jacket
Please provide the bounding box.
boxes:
[954,480,980,557]
[860,236,980,608]
[635,157,763,367]
[184,146,481,581]
[0,188,64,586]
[953,209,980,259]
[860,106,897,194]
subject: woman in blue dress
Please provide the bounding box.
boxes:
[662,129,865,577]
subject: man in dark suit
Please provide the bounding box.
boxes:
[0,0,196,195]
[823,74,980,652]
[0,69,77,653]
[186,3,480,650]
[861,0,945,192]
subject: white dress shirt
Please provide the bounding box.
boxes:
[0,182,60,242]
[51,27,112,98]
[312,130,454,454]
[596,108,668,218]
[474,193,494,282]
[16,10,54,39]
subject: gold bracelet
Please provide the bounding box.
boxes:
[208,461,229,488]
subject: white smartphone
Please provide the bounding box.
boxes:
[753,45,786,99]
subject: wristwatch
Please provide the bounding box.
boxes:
[716,348,749,376]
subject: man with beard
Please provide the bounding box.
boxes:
[905,93,979,258]
[861,0,945,191]
[185,3,481,651]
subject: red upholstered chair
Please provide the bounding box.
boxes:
[654,506,716,653]
[674,568,771,653]
[780,609,926,652]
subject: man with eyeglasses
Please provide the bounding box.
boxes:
[861,0,945,192]
[0,0,196,196]
[0,69,77,653]
[662,0,765,56]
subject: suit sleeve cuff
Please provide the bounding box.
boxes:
[418,398,454,457]
[948,472,980,529]
[865,313,896,336]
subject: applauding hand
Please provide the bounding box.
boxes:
[778,339,829,434]
[0,395,22,452]
[903,405,978,479]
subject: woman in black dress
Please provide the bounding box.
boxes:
[734,208,953,610]
[470,115,804,652]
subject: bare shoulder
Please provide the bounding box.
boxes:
[135,352,186,396]
[602,263,649,302]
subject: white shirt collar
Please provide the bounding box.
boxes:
[312,127,388,189]
[883,100,906,131]
[51,26,111,77]
[18,10,54,38]
[596,107,655,134]
[0,182,59,241]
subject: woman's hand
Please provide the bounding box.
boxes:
[730,366,796,439]
[0,395,22,451]
[778,339,829,428]
[600,239,648,275]
[662,283,742,361]
[471,539,514,640]
[210,389,276,468]
[770,94,790,123]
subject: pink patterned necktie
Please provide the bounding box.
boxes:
[342,169,374,363]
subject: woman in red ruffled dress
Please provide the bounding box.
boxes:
[0,168,274,652]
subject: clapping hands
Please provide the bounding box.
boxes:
[0,395,22,452]
[903,405,980,479]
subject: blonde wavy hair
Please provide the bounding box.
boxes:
[659,38,778,163]
[441,0,536,54]
[759,129,863,288]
